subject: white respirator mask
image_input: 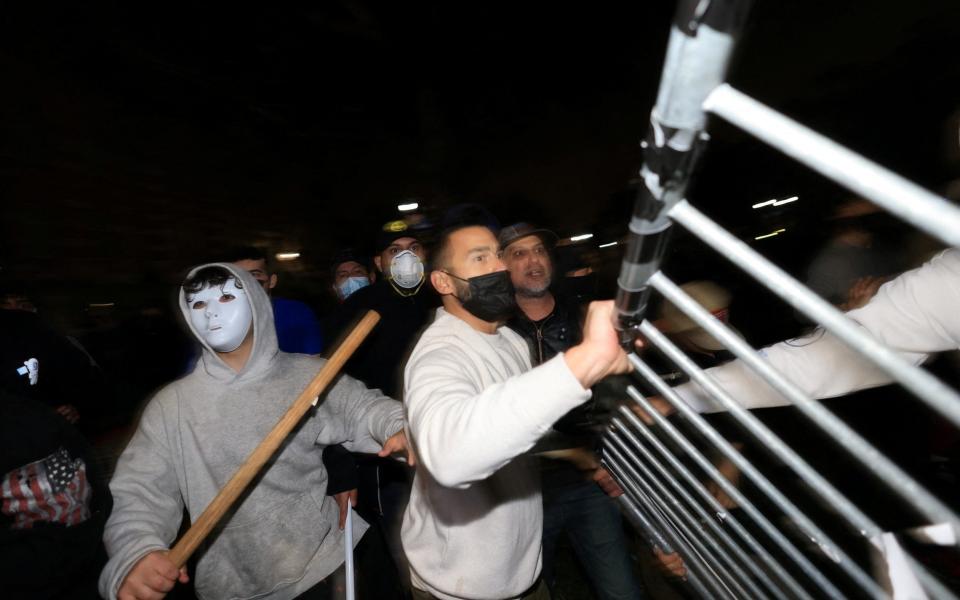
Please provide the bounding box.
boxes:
[389,250,425,290]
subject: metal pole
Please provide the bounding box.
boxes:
[633,327,888,596]
[606,429,772,599]
[620,372,864,598]
[614,0,752,339]
[607,418,798,600]
[629,358,957,600]
[702,84,960,247]
[605,448,736,600]
[650,270,960,533]
[614,491,715,600]
[668,199,960,429]
[344,508,355,600]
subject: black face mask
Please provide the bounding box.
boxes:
[446,270,517,322]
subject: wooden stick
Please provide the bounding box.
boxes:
[168,310,381,568]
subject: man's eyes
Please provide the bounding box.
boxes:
[220,294,236,302]
[192,300,207,310]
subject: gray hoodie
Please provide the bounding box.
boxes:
[99,263,405,600]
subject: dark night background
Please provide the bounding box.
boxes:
[1,0,958,336]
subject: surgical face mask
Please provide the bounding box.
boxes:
[447,270,517,322]
[389,249,425,290]
[186,278,253,352]
[337,276,370,300]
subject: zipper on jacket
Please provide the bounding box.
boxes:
[533,313,554,365]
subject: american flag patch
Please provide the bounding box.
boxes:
[1,447,92,530]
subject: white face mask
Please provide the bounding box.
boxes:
[389,249,424,289]
[186,278,253,352]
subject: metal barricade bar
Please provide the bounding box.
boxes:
[610,415,811,599]
[603,1,959,597]
[702,84,960,248]
[605,430,768,599]
[635,322,959,598]
[650,270,960,532]
[669,199,960,429]
[627,352,884,598]
[620,387,845,598]
[613,493,716,600]
[605,452,731,599]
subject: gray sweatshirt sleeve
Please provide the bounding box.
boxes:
[315,373,406,454]
[98,395,185,599]
[405,352,590,489]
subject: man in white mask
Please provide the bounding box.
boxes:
[322,220,439,598]
[99,264,410,600]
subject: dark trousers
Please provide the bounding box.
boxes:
[542,480,645,600]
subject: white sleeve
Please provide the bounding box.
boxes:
[672,249,960,413]
[404,351,590,488]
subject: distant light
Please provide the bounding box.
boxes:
[754,228,786,241]
[570,233,594,242]
[88,302,115,308]
[397,202,419,212]
[753,196,799,209]
[276,252,301,261]
[598,241,618,248]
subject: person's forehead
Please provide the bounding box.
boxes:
[386,236,420,250]
[505,234,547,253]
[452,226,498,253]
[336,260,367,274]
[233,258,268,274]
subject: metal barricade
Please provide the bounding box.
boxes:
[608,1,960,597]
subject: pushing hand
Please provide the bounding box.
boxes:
[378,430,415,466]
[564,301,641,389]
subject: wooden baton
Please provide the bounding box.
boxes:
[167,309,381,568]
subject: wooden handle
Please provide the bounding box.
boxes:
[167,310,381,568]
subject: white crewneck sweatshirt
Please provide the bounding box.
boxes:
[401,308,590,600]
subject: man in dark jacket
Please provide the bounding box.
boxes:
[322,220,439,597]
[502,222,644,600]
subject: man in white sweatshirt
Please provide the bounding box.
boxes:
[401,223,634,600]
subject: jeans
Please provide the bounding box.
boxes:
[541,479,644,600]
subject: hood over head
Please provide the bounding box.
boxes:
[179,262,278,382]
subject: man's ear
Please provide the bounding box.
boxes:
[431,270,454,296]
[268,273,278,290]
[373,256,382,273]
